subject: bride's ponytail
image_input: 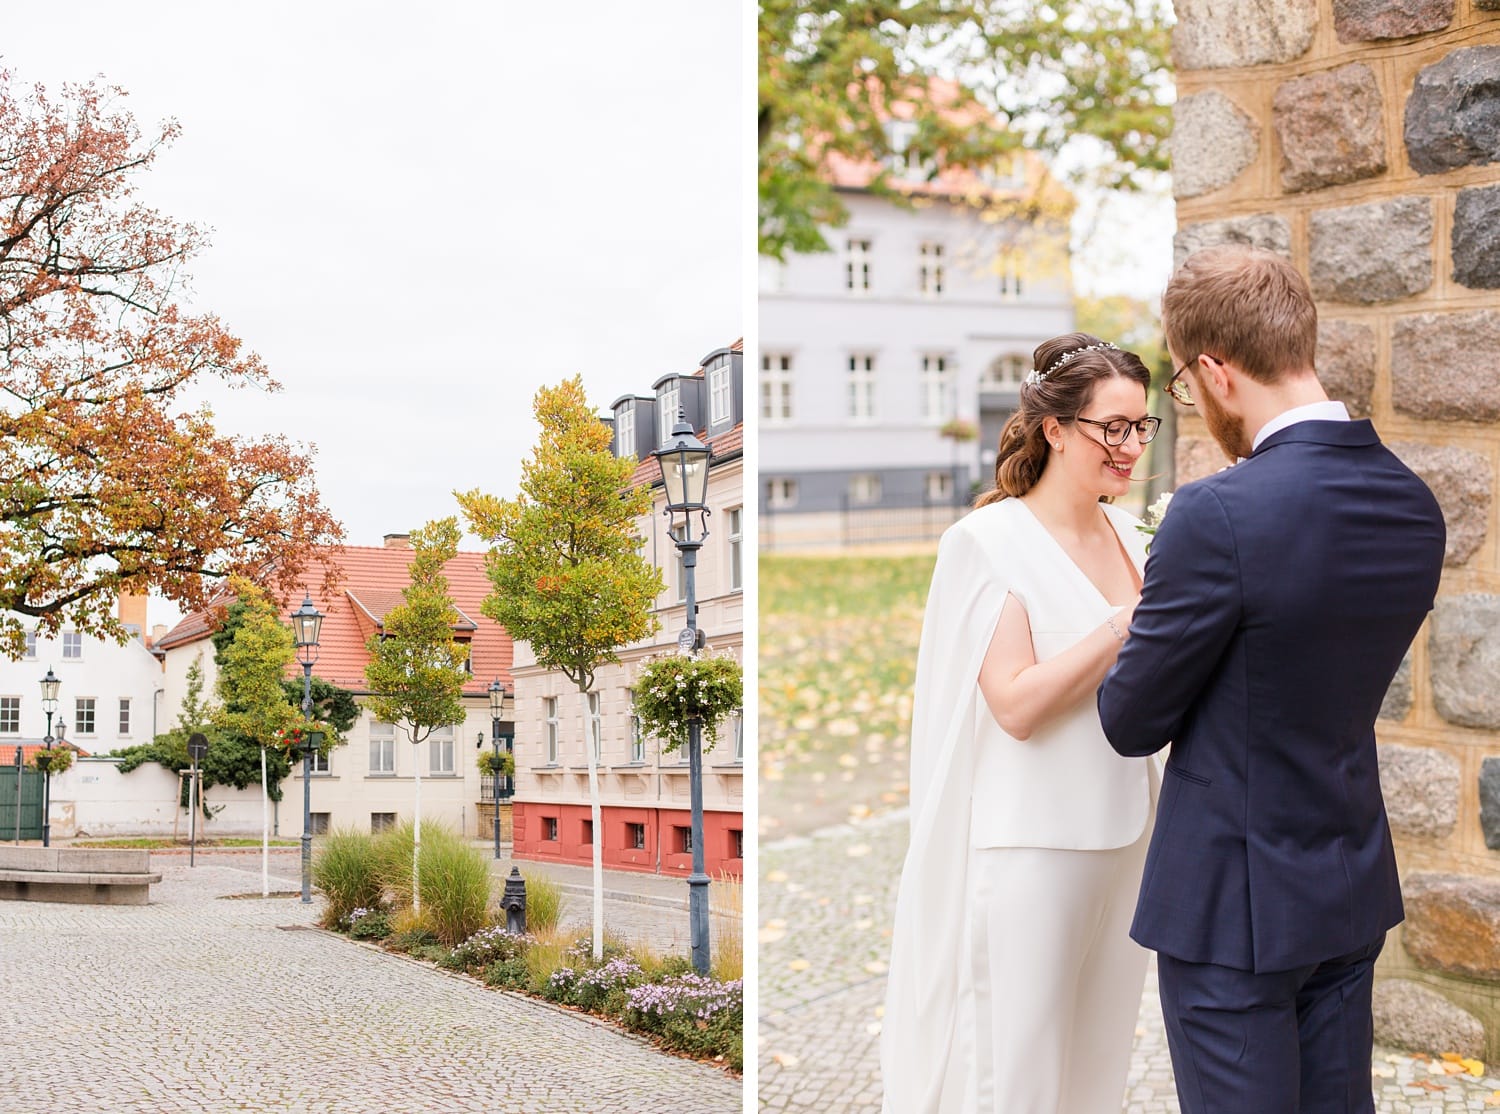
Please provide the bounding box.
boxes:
[976,411,1047,505]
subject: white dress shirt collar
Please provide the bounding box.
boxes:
[1252,401,1351,453]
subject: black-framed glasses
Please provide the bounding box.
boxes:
[1074,415,1161,446]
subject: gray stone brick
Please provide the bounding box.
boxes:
[1453,183,1500,290]
[1334,0,1455,41]
[1377,743,1459,840]
[1172,91,1260,200]
[1317,319,1376,419]
[1373,979,1485,1059]
[1309,196,1432,303]
[1173,213,1292,270]
[1172,0,1318,68]
[1429,594,1500,729]
[1389,442,1492,567]
[1273,64,1387,193]
[1404,46,1500,175]
[1392,310,1500,422]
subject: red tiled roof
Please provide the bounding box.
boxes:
[155,546,512,696]
[5,742,92,765]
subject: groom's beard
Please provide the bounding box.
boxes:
[1200,386,1252,460]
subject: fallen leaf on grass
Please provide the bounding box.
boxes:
[766,870,789,884]
[789,959,811,972]
[847,844,872,858]
[864,960,888,974]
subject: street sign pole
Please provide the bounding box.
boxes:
[187,733,209,867]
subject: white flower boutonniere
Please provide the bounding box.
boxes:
[1136,491,1173,553]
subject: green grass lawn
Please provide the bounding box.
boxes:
[759,553,935,838]
[74,837,302,849]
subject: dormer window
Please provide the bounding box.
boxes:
[709,358,732,425]
[658,380,681,444]
[616,405,636,457]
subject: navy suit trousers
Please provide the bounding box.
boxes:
[1157,937,1384,1114]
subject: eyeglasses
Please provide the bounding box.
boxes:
[1166,356,1198,406]
[1073,415,1161,446]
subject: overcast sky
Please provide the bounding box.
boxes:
[5,2,745,627]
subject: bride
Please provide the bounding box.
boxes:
[881,333,1163,1113]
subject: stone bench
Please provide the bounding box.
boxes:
[0,846,161,906]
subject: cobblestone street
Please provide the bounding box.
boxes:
[759,812,1500,1113]
[0,850,740,1113]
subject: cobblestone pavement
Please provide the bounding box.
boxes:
[0,851,740,1113]
[759,812,1500,1113]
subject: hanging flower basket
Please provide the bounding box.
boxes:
[476,750,515,778]
[30,747,73,775]
[269,725,327,758]
[634,651,743,754]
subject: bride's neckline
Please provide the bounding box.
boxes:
[1012,498,1143,607]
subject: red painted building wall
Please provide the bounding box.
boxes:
[513,802,743,880]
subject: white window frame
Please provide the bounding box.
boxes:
[927,470,955,502]
[709,363,732,425]
[22,632,37,660]
[919,242,945,297]
[850,474,882,506]
[767,478,799,510]
[370,721,396,776]
[845,238,872,293]
[310,748,331,775]
[118,698,131,736]
[998,251,1024,300]
[62,632,83,660]
[0,697,18,735]
[727,507,743,592]
[616,405,635,456]
[627,688,646,763]
[921,355,953,423]
[587,692,602,763]
[74,697,96,736]
[545,697,559,764]
[848,354,876,422]
[658,380,681,445]
[983,353,1029,387]
[760,354,793,425]
[429,725,455,776]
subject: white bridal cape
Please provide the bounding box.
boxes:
[879,498,1153,1113]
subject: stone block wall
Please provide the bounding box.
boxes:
[1167,0,1500,1058]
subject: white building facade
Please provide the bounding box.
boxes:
[759,184,1075,522]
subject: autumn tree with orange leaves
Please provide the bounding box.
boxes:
[0,71,342,659]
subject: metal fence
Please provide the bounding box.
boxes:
[761,492,969,552]
[0,753,44,842]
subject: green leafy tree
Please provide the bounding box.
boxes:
[214,579,301,749]
[458,376,665,960]
[116,657,243,809]
[759,0,1173,259]
[363,517,471,914]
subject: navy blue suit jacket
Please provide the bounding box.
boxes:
[1099,420,1445,973]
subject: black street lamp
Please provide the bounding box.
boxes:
[653,409,713,976]
[290,594,324,904]
[486,678,510,860]
[38,668,60,847]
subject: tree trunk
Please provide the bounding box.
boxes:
[260,745,269,898]
[581,687,604,961]
[413,736,423,915]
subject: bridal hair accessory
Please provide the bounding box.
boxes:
[1023,342,1121,387]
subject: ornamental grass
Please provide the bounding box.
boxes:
[311,827,384,929]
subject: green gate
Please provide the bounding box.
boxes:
[0,755,44,841]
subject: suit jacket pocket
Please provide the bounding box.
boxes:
[1168,763,1212,788]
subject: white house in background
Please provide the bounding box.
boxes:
[759,141,1075,519]
[153,540,514,840]
[0,594,165,760]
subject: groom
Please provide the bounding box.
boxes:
[1098,245,1446,1113]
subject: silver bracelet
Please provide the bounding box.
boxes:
[1106,615,1126,642]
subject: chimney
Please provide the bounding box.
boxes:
[118,592,148,636]
[383,533,412,549]
[150,624,168,647]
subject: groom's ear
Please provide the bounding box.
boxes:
[1200,354,1234,398]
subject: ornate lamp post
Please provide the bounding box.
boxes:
[38,668,60,847]
[653,410,713,975]
[289,594,324,904]
[487,678,509,859]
